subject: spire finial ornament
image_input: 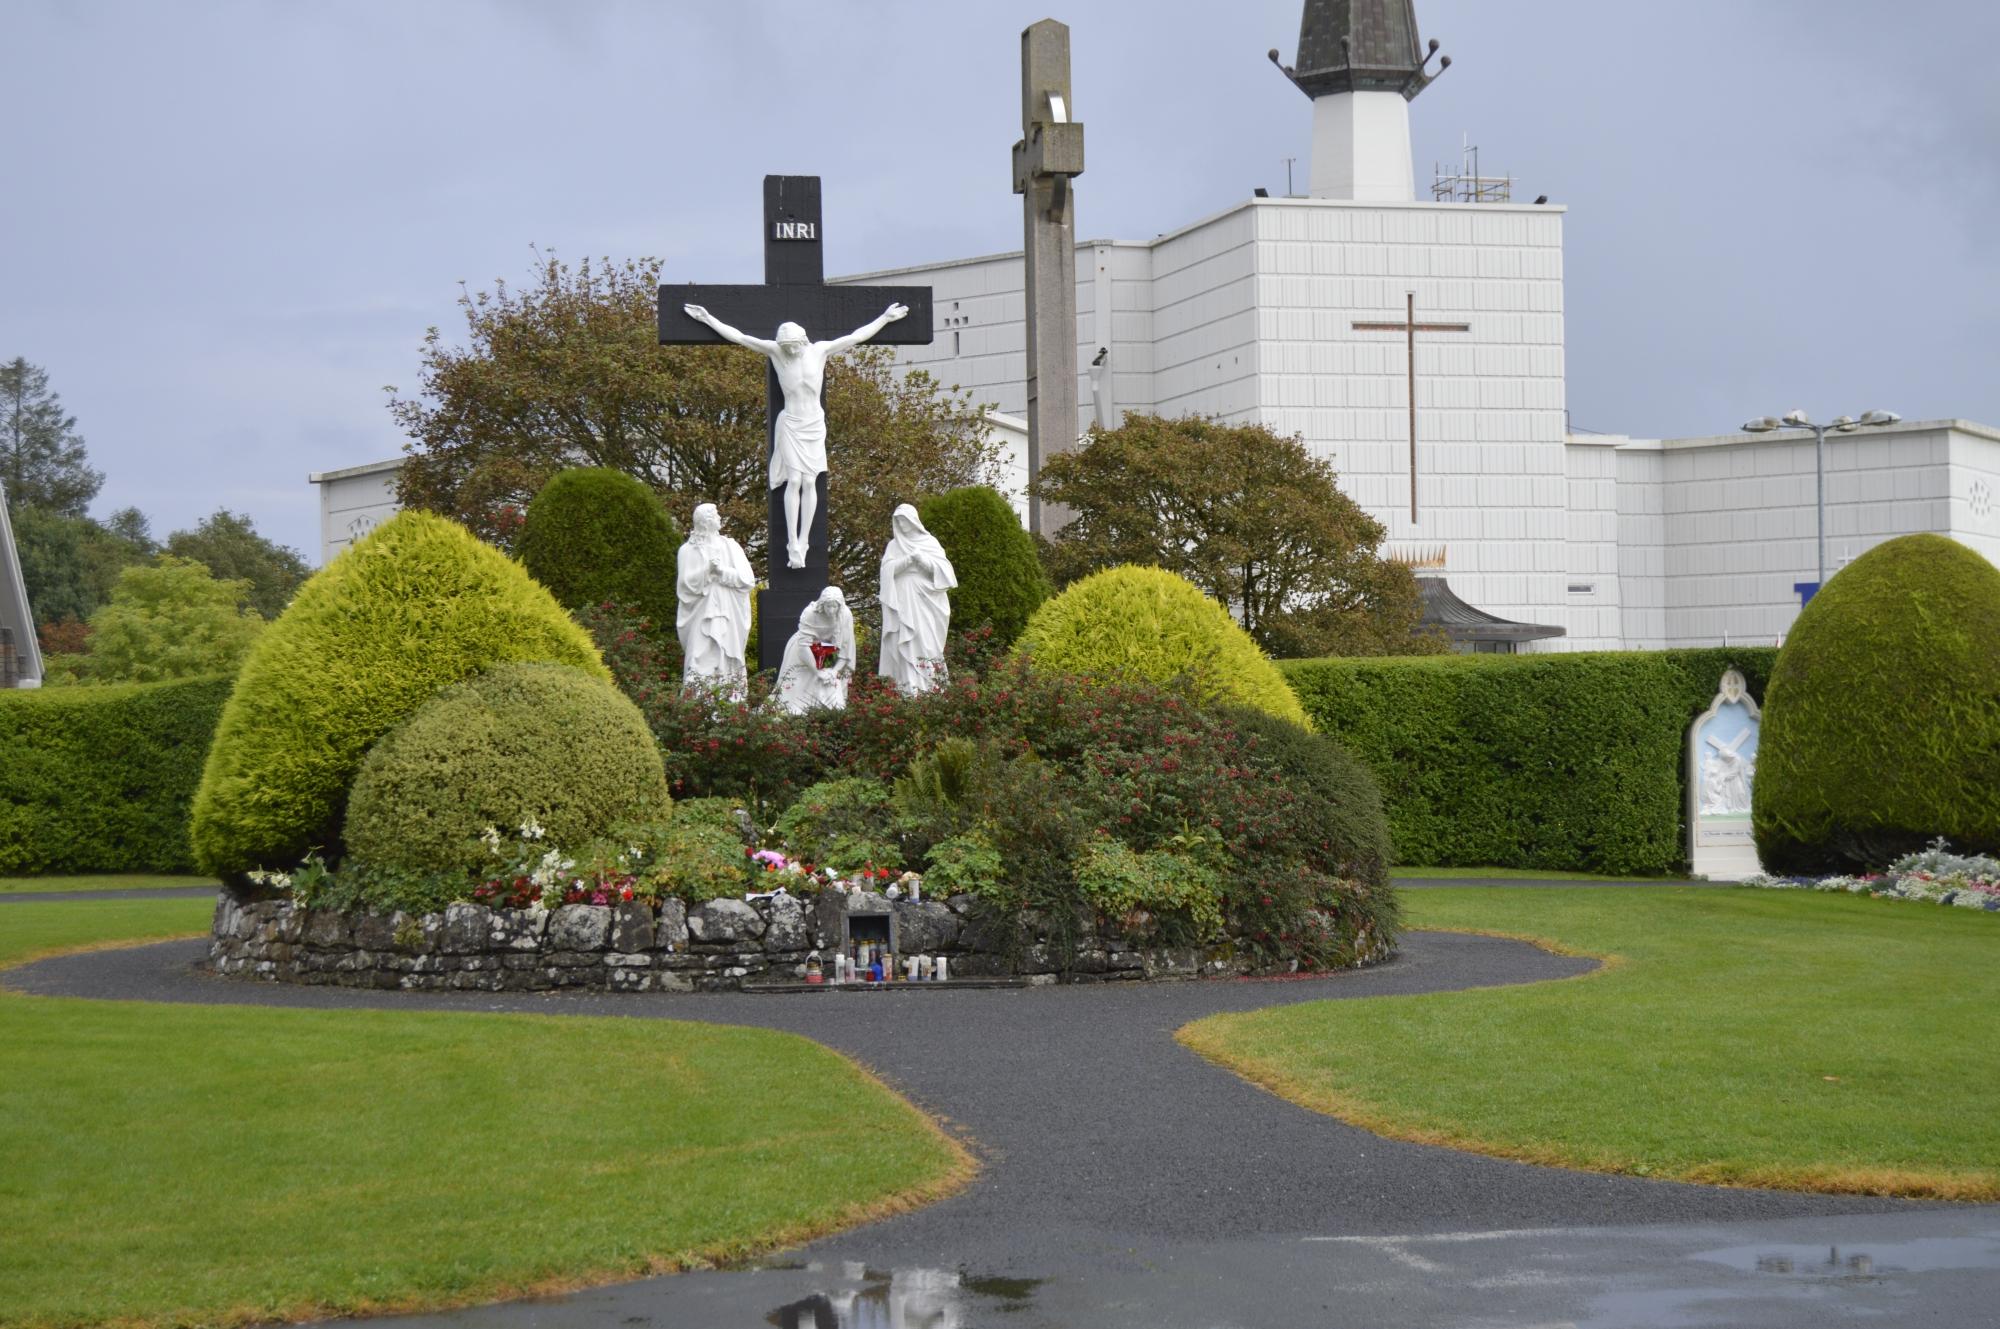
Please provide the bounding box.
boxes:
[1268,0,1447,102]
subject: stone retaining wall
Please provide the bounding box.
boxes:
[209,888,1389,993]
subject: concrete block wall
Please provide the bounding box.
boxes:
[1247,199,1570,637]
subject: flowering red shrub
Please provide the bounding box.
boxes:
[590,611,1397,971]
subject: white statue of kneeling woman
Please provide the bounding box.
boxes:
[879,503,957,695]
[676,503,756,699]
[775,586,856,715]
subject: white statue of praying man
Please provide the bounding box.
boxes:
[878,503,958,695]
[676,502,756,699]
[775,586,857,715]
[681,300,910,569]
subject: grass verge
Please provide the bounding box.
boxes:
[0,900,972,1328]
[0,873,220,895]
[1179,886,2000,1200]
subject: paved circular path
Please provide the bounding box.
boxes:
[12,928,1991,1328]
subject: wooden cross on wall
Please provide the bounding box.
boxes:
[658,175,934,673]
[1353,292,1469,523]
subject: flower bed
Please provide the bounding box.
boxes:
[1746,839,2000,912]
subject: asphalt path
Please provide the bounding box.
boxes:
[11,929,1994,1328]
[0,885,220,904]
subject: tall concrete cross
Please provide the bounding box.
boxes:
[1012,19,1086,535]
[1353,292,1469,522]
[659,175,933,673]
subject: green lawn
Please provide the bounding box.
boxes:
[0,901,971,1328]
[0,873,220,895]
[1181,886,2000,1200]
[1392,865,1692,882]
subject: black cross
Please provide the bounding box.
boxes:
[659,175,934,673]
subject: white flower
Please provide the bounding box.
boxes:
[480,825,504,854]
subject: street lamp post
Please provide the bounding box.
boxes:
[1741,409,1901,590]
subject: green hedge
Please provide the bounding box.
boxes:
[0,676,230,874]
[1282,648,1778,875]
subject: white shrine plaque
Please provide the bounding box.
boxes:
[1687,669,1763,880]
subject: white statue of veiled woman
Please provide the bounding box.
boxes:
[676,503,756,699]
[878,503,958,695]
[775,586,857,715]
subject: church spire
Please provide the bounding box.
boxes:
[1269,0,1448,102]
[1267,0,1448,202]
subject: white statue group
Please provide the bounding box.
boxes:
[673,301,957,713]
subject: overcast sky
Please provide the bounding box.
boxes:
[4,0,1995,560]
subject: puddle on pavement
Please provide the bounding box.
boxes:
[1694,1236,2000,1280]
[764,1262,1042,1327]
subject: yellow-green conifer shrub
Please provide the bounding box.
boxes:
[343,663,669,876]
[1015,565,1310,727]
[190,511,610,877]
[1754,533,2000,873]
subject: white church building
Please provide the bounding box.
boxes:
[310,0,2000,657]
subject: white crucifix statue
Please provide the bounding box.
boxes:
[660,177,933,673]
[681,301,909,570]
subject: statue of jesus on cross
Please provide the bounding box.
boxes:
[681,301,909,568]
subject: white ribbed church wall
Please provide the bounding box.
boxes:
[1631,421,1997,648]
[1560,438,1625,650]
[1245,199,1571,639]
[832,240,1159,438]
[1147,210,1261,422]
[1947,427,2000,567]
[1613,447,1669,649]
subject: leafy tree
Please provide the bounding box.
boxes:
[84,556,265,684]
[388,252,1000,597]
[165,508,310,619]
[1033,414,1440,658]
[104,506,157,554]
[10,505,152,625]
[1,357,102,516]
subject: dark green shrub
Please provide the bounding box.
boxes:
[1283,647,1780,875]
[1214,705,1392,888]
[517,468,682,633]
[1075,836,1223,945]
[922,830,1006,901]
[614,801,748,904]
[1755,535,2000,872]
[1015,565,1310,726]
[190,511,608,877]
[772,777,902,871]
[343,662,669,876]
[0,675,229,874]
[918,485,1049,646]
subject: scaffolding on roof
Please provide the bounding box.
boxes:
[1433,134,1512,204]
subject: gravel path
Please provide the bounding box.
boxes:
[9,927,1965,1327]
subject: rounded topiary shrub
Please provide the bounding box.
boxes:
[1755,533,2000,873]
[343,662,670,875]
[918,484,1049,646]
[517,468,682,632]
[190,511,609,877]
[1014,565,1311,727]
[1216,704,1392,888]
